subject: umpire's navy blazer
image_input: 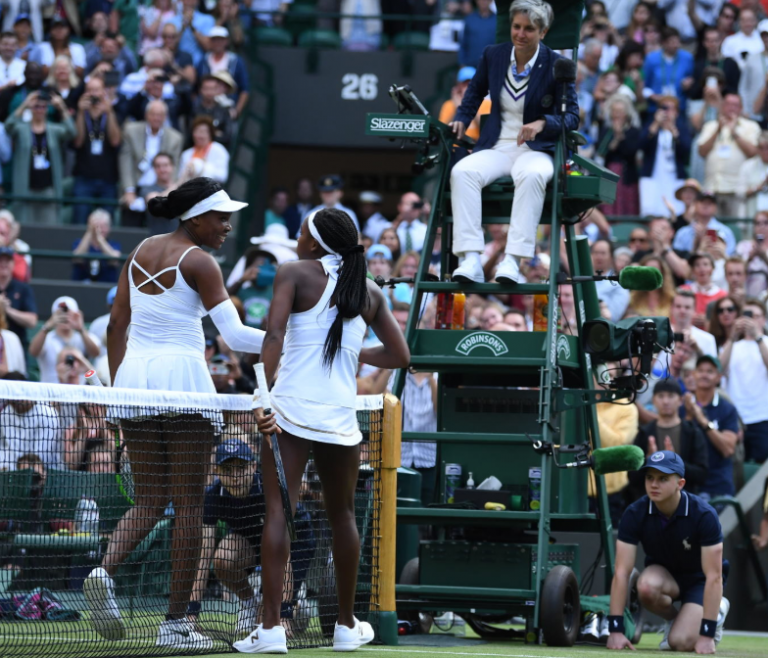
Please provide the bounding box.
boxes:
[454,42,580,155]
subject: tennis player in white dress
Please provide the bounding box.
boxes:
[235,208,410,654]
[83,178,266,651]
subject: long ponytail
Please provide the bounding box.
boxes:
[313,208,368,370]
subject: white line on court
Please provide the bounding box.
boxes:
[361,649,562,658]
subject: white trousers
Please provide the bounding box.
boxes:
[450,141,554,258]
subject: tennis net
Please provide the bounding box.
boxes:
[0,379,394,657]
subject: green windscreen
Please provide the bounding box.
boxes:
[495,0,585,53]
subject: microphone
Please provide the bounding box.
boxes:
[563,445,645,475]
[553,58,576,115]
[618,266,663,291]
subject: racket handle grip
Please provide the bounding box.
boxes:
[85,370,103,387]
[254,363,272,413]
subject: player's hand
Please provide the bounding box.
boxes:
[254,407,281,442]
[695,636,716,654]
[606,632,635,650]
[647,435,658,455]
[449,121,466,140]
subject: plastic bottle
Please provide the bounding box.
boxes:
[451,291,466,330]
[466,472,475,489]
[75,496,100,534]
[435,292,454,329]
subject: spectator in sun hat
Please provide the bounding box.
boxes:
[302,175,360,233]
[438,65,491,142]
[190,74,233,147]
[670,178,701,232]
[195,26,249,118]
[359,191,390,242]
[366,243,393,282]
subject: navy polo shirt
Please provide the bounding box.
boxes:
[699,393,740,496]
[203,472,265,546]
[618,491,723,576]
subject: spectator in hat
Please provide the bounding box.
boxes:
[4,89,75,224]
[170,0,214,67]
[28,296,100,384]
[673,191,736,256]
[438,66,491,142]
[282,178,313,240]
[227,246,279,330]
[3,3,45,46]
[721,298,768,462]
[683,355,739,500]
[71,209,122,283]
[29,16,85,78]
[359,191,390,242]
[195,26,248,119]
[72,74,122,225]
[190,74,233,147]
[681,252,728,317]
[697,93,761,218]
[0,31,26,90]
[458,0,496,69]
[11,14,34,60]
[304,175,360,233]
[89,286,118,359]
[366,243,393,281]
[0,244,36,355]
[177,115,229,184]
[630,379,709,499]
[669,178,701,232]
[638,95,691,218]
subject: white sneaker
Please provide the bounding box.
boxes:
[237,597,259,636]
[495,255,524,284]
[333,617,375,652]
[83,567,125,641]
[155,618,213,650]
[659,620,672,651]
[233,624,288,654]
[579,614,599,641]
[715,597,730,644]
[452,253,484,283]
[599,615,610,640]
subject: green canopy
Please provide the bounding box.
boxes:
[495,0,585,53]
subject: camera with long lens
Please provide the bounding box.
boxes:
[582,316,673,390]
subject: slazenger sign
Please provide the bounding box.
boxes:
[368,116,428,135]
[455,332,509,356]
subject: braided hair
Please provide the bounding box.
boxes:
[148,177,223,220]
[313,208,368,370]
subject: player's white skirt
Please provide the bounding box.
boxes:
[271,394,362,446]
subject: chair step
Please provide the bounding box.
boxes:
[417,281,551,294]
[402,432,540,445]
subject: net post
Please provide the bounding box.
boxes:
[374,393,401,645]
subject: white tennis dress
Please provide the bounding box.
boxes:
[270,255,367,445]
[114,238,215,395]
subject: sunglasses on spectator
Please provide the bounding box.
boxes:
[629,236,648,242]
[659,105,675,110]
[717,306,737,314]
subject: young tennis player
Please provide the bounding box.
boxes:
[83,178,266,651]
[237,208,410,653]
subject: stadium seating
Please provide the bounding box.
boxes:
[0,470,34,522]
[253,26,294,47]
[298,29,342,49]
[393,32,431,51]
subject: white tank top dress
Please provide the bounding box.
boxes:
[270,255,367,446]
[114,238,215,396]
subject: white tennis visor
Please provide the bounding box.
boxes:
[180,189,249,221]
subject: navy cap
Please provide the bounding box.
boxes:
[366,244,392,261]
[0,246,14,258]
[318,175,343,192]
[216,438,255,465]
[642,450,686,477]
[14,13,31,24]
[653,379,682,396]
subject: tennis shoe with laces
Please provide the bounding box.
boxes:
[233,623,288,654]
[333,617,375,652]
[83,567,125,641]
[155,618,213,650]
[715,597,730,644]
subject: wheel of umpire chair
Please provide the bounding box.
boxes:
[628,568,644,644]
[541,565,580,647]
[392,31,430,51]
[252,27,293,47]
[298,29,341,49]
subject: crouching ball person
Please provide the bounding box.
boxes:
[607,451,730,654]
[449,0,579,284]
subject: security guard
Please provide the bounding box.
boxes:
[606,451,729,654]
[302,175,360,233]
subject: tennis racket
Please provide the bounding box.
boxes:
[254,363,296,541]
[85,370,135,505]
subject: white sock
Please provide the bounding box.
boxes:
[459,251,481,265]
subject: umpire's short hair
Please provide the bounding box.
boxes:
[509,0,554,32]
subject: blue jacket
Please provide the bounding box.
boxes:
[638,116,691,180]
[454,42,579,154]
[643,48,695,113]
[458,12,497,69]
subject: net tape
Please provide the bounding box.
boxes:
[0,380,384,656]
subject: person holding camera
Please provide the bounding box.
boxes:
[721,298,768,462]
[28,296,100,384]
[72,75,122,225]
[4,88,75,224]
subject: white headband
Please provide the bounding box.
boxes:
[307,211,339,256]
[180,189,248,220]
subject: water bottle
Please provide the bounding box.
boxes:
[75,496,100,534]
[466,472,475,489]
